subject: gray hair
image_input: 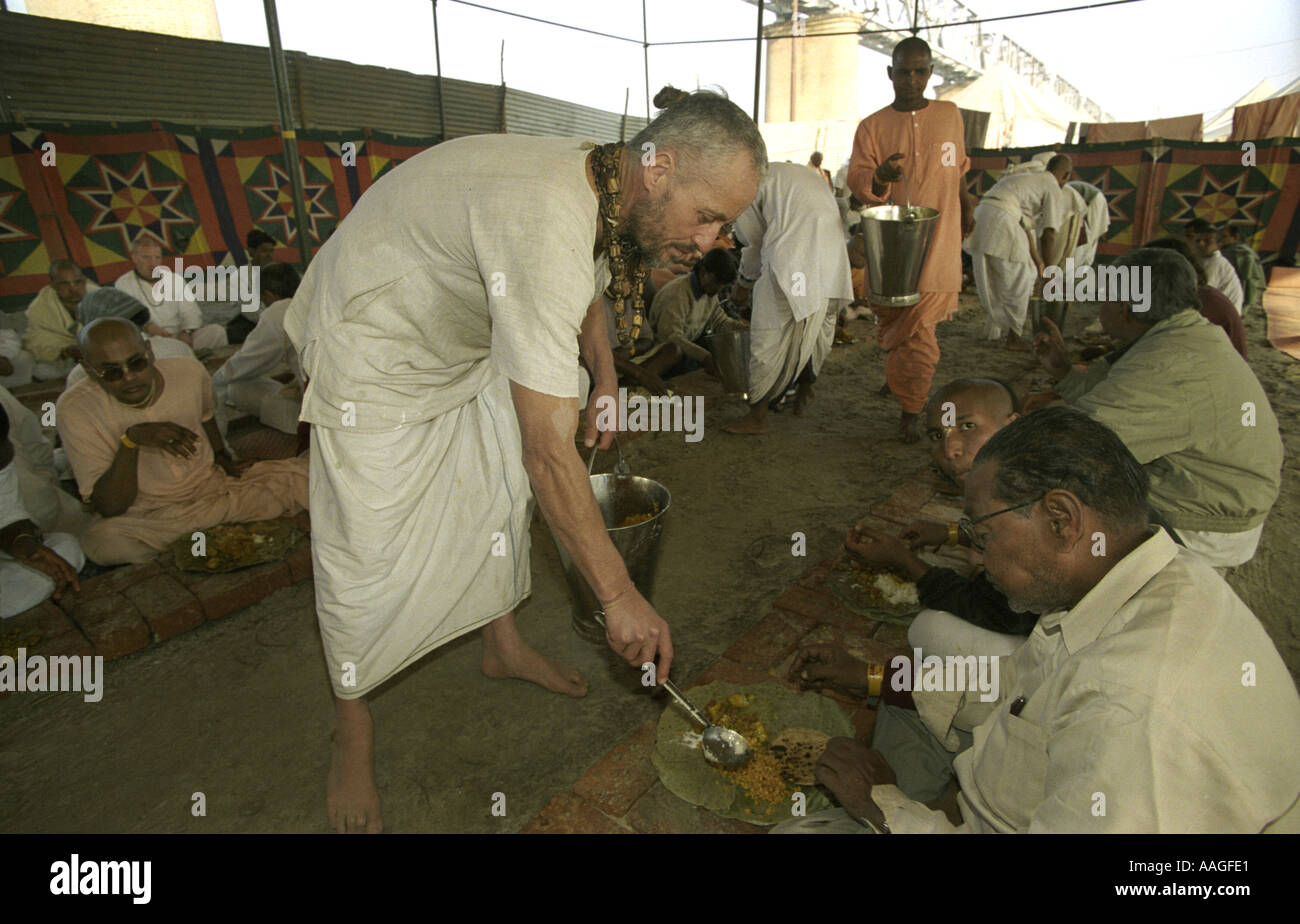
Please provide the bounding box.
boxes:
[631,90,768,184]
[1109,247,1199,323]
[974,406,1150,532]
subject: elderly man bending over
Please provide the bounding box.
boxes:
[56,318,308,565]
[1035,247,1281,568]
[780,408,1300,833]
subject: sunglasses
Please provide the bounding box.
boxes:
[958,494,1046,551]
[92,353,150,383]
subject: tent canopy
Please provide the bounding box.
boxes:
[939,62,1088,148]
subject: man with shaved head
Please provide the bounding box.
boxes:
[55,318,307,565]
[836,377,1037,659]
[24,259,99,380]
[968,153,1072,349]
[847,36,977,442]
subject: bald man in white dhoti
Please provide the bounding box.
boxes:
[966,155,1071,348]
[722,162,853,435]
[284,91,766,833]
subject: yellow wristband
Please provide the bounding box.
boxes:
[120,433,138,450]
[867,662,884,699]
[947,522,960,545]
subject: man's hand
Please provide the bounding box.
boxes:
[845,525,927,580]
[789,643,871,697]
[584,372,619,450]
[901,519,949,551]
[1033,317,1073,379]
[814,738,897,830]
[730,281,752,309]
[215,452,253,478]
[874,153,905,185]
[602,586,673,682]
[125,422,200,459]
[13,539,80,601]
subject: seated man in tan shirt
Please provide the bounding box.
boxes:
[780,407,1300,833]
[637,248,748,384]
[56,318,309,565]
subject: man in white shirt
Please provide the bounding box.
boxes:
[781,407,1300,833]
[212,263,302,434]
[1067,180,1110,267]
[722,162,854,434]
[284,91,766,833]
[1187,219,1245,314]
[0,402,84,619]
[966,155,1071,349]
[114,238,227,351]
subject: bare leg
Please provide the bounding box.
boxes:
[899,411,924,444]
[328,696,383,834]
[793,365,816,416]
[720,399,769,435]
[481,611,587,697]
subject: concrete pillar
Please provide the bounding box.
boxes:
[763,12,864,124]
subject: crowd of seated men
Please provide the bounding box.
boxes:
[1,233,309,615]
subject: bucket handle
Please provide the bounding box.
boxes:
[587,434,630,476]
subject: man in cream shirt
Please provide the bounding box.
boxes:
[781,407,1300,833]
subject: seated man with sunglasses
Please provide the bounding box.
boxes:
[779,407,1300,833]
[55,318,309,566]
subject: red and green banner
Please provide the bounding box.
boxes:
[0,121,432,312]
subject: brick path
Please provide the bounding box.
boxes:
[521,463,970,834]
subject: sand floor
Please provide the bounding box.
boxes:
[1,294,1295,833]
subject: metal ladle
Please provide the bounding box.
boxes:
[592,611,753,768]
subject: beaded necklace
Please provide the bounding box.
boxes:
[591,143,646,351]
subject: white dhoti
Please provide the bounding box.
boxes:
[309,373,533,699]
[748,279,839,403]
[225,378,302,435]
[971,252,1035,340]
[190,324,229,352]
[906,608,1026,660]
[0,533,85,619]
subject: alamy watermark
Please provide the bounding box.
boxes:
[152,259,261,313]
[592,387,703,443]
[889,648,1000,703]
[1041,258,1152,312]
[0,648,103,702]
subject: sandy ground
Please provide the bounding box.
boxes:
[1,293,1296,833]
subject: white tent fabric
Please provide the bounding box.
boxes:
[939,63,1089,149]
[1204,79,1277,141]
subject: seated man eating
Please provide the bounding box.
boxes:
[638,248,748,383]
[780,407,1300,833]
[1034,246,1282,568]
[845,377,1036,658]
[56,317,309,565]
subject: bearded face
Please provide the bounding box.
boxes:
[621,184,702,273]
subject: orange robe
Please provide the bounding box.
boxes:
[56,357,308,565]
[848,101,969,413]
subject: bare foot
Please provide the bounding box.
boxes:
[481,613,587,697]
[481,645,588,697]
[327,702,382,834]
[794,382,814,416]
[899,412,923,444]
[720,412,769,435]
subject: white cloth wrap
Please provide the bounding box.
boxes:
[309,373,533,699]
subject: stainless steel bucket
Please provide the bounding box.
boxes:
[551,473,671,642]
[702,328,750,400]
[860,204,940,307]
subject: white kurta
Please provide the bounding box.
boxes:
[0,385,90,537]
[1203,251,1245,314]
[0,460,86,619]
[1067,181,1110,266]
[115,269,228,350]
[212,299,300,434]
[284,135,609,698]
[734,162,853,402]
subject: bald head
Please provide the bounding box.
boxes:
[79,317,145,361]
[925,378,1020,483]
[1046,154,1073,185]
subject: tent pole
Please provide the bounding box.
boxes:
[432,0,448,142]
[262,0,312,268]
[752,0,763,121]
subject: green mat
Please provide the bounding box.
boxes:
[652,680,855,827]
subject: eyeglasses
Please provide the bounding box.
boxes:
[92,353,150,383]
[958,494,1046,551]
